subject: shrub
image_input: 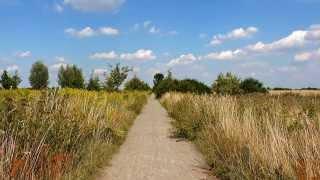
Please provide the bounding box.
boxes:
[124,76,150,91]
[153,73,164,89]
[105,64,132,91]
[29,61,49,89]
[240,78,267,94]
[212,72,241,95]
[87,76,101,91]
[176,79,211,94]
[0,70,22,89]
[58,65,85,89]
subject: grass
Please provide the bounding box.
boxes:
[0,89,148,179]
[161,92,320,179]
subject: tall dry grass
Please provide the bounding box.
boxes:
[161,93,320,179]
[0,89,148,179]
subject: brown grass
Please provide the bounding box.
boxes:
[161,93,320,179]
[0,89,148,179]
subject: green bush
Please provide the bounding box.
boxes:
[29,61,49,89]
[240,78,267,94]
[212,72,241,95]
[153,72,211,98]
[124,76,150,91]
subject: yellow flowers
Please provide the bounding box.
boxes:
[0,89,148,179]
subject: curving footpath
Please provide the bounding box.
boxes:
[97,95,216,180]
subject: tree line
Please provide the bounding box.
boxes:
[0,61,282,96]
[0,61,150,91]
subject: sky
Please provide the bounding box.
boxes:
[0,0,320,88]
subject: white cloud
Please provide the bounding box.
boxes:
[63,0,125,12]
[15,51,32,58]
[54,3,64,13]
[90,49,156,61]
[65,26,120,38]
[210,26,258,46]
[65,27,95,38]
[203,49,246,60]
[247,26,320,53]
[167,54,198,66]
[120,49,156,61]
[90,51,118,60]
[6,65,19,72]
[294,48,320,62]
[149,26,160,34]
[247,31,307,53]
[51,63,68,70]
[99,27,120,36]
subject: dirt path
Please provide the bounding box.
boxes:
[97,95,215,180]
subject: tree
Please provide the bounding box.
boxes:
[212,72,241,95]
[87,76,101,91]
[124,76,150,91]
[58,65,84,89]
[11,71,22,89]
[0,70,22,89]
[105,64,132,91]
[176,79,211,94]
[153,73,164,88]
[29,61,49,89]
[1,70,12,89]
[240,78,267,94]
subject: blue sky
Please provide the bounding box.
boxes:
[0,0,320,88]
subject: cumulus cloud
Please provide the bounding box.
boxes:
[65,26,120,38]
[90,51,118,60]
[15,51,32,58]
[149,26,160,34]
[120,49,156,61]
[247,26,320,53]
[63,0,125,12]
[133,21,178,36]
[167,54,198,66]
[295,48,320,62]
[203,49,246,60]
[99,27,120,36]
[90,49,156,61]
[210,27,258,46]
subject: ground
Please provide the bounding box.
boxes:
[97,95,215,180]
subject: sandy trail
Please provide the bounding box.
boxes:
[97,95,215,180]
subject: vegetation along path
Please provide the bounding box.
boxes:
[97,95,215,180]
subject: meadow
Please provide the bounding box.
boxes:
[161,92,320,179]
[0,89,148,179]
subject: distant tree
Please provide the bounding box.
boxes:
[212,72,241,95]
[29,61,49,89]
[87,76,101,91]
[105,64,132,91]
[1,70,12,89]
[0,70,22,89]
[124,76,150,91]
[176,79,211,94]
[58,65,84,88]
[240,78,267,94]
[11,71,22,89]
[153,73,164,88]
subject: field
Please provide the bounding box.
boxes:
[161,93,320,179]
[0,89,148,179]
